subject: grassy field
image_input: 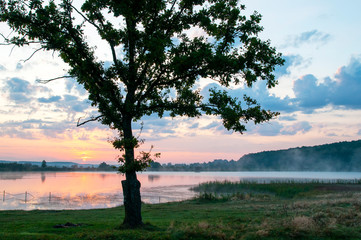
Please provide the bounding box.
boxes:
[2,181,361,239]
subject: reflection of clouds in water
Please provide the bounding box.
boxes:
[0,185,197,210]
[0,191,124,210]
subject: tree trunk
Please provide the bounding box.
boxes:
[121,116,143,228]
[122,172,142,227]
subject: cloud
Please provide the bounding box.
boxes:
[65,78,88,96]
[54,94,91,113]
[5,78,35,103]
[16,63,23,70]
[205,56,361,115]
[245,120,312,136]
[0,118,83,139]
[293,57,361,111]
[200,54,305,113]
[189,123,199,129]
[194,57,361,136]
[1,77,104,137]
[0,119,45,139]
[246,121,284,136]
[201,80,295,114]
[285,29,331,48]
[38,96,62,103]
[281,121,312,135]
[274,55,304,78]
[4,77,53,105]
[63,94,78,101]
[332,58,361,108]
[71,100,90,112]
[0,127,36,139]
[292,74,330,110]
[279,115,297,121]
[0,64,6,71]
[38,121,72,138]
[201,121,219,130]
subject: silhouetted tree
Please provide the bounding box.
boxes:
[41,160,47,168]
[98,161,114,170]
[98,162,108,169]
[149,161,162,170]
[1,0,283,227]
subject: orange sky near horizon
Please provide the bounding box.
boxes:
[1,124,356,165]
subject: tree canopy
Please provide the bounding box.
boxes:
[1,0,284,227]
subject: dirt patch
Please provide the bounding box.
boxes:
[53,222,85,228]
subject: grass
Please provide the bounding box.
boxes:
[191,179,361,198]
[2,181,361,239]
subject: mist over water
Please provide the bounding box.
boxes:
[1,171,361,210]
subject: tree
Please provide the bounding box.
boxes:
[41,160,47,168]
[98,161,114,170]
[98,161,108,169]
[0,0,284,227]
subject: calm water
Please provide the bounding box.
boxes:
[1,171,361,210]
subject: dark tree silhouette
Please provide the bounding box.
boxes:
[41,160,47,168]
[1,0,283,227]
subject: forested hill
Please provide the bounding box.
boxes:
[237,140,361,171]
[147,139,361,171]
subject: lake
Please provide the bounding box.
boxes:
[1,171,361,210]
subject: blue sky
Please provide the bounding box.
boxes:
[0,0,361,164]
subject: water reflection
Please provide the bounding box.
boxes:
[0,171,57,181]
[98,173,109,180]
[41,172,46,183]
[148,175,160,182]
[0,191,124,210]
[1,171,361,210]
[0,172,26,180]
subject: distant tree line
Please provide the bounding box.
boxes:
[148,140,361,172]
[148,159,238,172]
[0,161,116,172]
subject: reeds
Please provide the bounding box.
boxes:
[191,179,361,199]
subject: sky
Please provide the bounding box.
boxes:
[1,0,361,165]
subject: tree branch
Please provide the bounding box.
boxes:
[21,47,43,62]
[36,75,73,84]
[77,115,103,127]
[0,32,45,45]
[70,4,102,32]
[135,2,185,89]
[69,3,120,72]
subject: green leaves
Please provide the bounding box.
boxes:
[117,145,161,173]
[202,88,279,133]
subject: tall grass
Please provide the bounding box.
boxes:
[191,179,361,198]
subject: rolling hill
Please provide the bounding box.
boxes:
[236,139,361,171]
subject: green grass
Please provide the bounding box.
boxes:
[2,181,361,239]
[191,179,361,198]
